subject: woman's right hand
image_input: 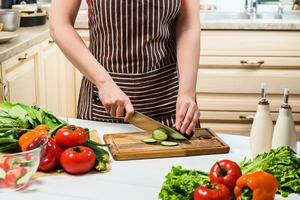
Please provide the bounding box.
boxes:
[97,80,134,122]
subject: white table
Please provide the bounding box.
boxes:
[1,119,300,200]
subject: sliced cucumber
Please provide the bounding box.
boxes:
[141,138,157,144]
[168,127,187,140]
[16,172,32,185]
[152,128,168,141]
[20,160,34,167]
[7,157,21,168]
[0,168,6,180]
[161,141,179,146]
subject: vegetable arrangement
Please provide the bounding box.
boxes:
[0,102,66,152]
[0,102,111,181]
[159,146,300,200]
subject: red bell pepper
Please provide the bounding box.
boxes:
[27,136,62,172]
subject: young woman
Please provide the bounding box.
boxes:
[50,0,200,135]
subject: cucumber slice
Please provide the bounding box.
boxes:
[16,172,32,185]
[141,138,157,144]
[20,160,34,167]
[0,168,6,180]
[161,141,179,146]
[152,128,168,141]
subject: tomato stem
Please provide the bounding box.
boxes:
[205,182,216,190]
[216,162,227,176]
[68,125,77,131]
[73,146,82,153]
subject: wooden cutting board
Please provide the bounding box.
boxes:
[103,128,230,161]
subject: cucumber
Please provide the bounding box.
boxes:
[0,168,6,180]
[161,141,179,146]
[141,138,157,144]
[20,160,34,167]
[152,128,168,141]
[168,127,187,140]
[16,172,32,185]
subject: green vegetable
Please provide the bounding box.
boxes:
[152,128,168,141]
[141,138,157,144]
[86,139,109,147]
[0,101,66,152]
[0,168,5,180]
[20,160,35,167]
[159,146,300,199]
[159,166,209,200]
[85,141,110,172]
[169,127,187,140]
[240,146,300,197]
[160,141,178,146]
[16,172,32,185]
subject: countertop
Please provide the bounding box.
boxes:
[75,10,300,31]
[1,118,299,200]
[76,18,300,31]
[200,19,300,30]
[0,24,49,63]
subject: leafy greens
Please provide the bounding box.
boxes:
[159,146,300,200]
[240,146,300,197]
[0,101,67,152]
[159,166,209,200]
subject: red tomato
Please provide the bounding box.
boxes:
[55,125,88,149]
[194,183,231,200]
[0,161,9,172]
[0,180,6,188]
[5,167,27,187]
[210,159,242,191]
[3,157,19,171]
[60,146,95,174]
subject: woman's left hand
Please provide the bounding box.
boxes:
[175,94,200,135]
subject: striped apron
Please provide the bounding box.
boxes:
[78,0,197,127]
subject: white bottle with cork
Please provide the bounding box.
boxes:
[272,88,297,152]
[250,83,274,157]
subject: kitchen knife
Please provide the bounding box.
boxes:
[129,111,193,139]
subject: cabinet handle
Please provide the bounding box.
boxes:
[240,60,264,66]
[48,40,55,44]
[3,82,9,101]
[239,115,254,120]
[18,53,28,61]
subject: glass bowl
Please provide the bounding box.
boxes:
[0,135,48,191]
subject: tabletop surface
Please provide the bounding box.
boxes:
[1,118,300,200]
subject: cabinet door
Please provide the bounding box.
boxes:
[2,47,40,105]
[39,39,62,116]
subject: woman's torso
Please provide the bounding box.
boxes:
[78,0,181,123]
[88,0,181,73]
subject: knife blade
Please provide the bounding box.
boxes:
[129,111,193,139]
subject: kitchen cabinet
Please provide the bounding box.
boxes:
[39,39,62,116]
[0,29,87,118]
[0,46,41,105]
[39,36,86,118]
[198,31,300,138]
